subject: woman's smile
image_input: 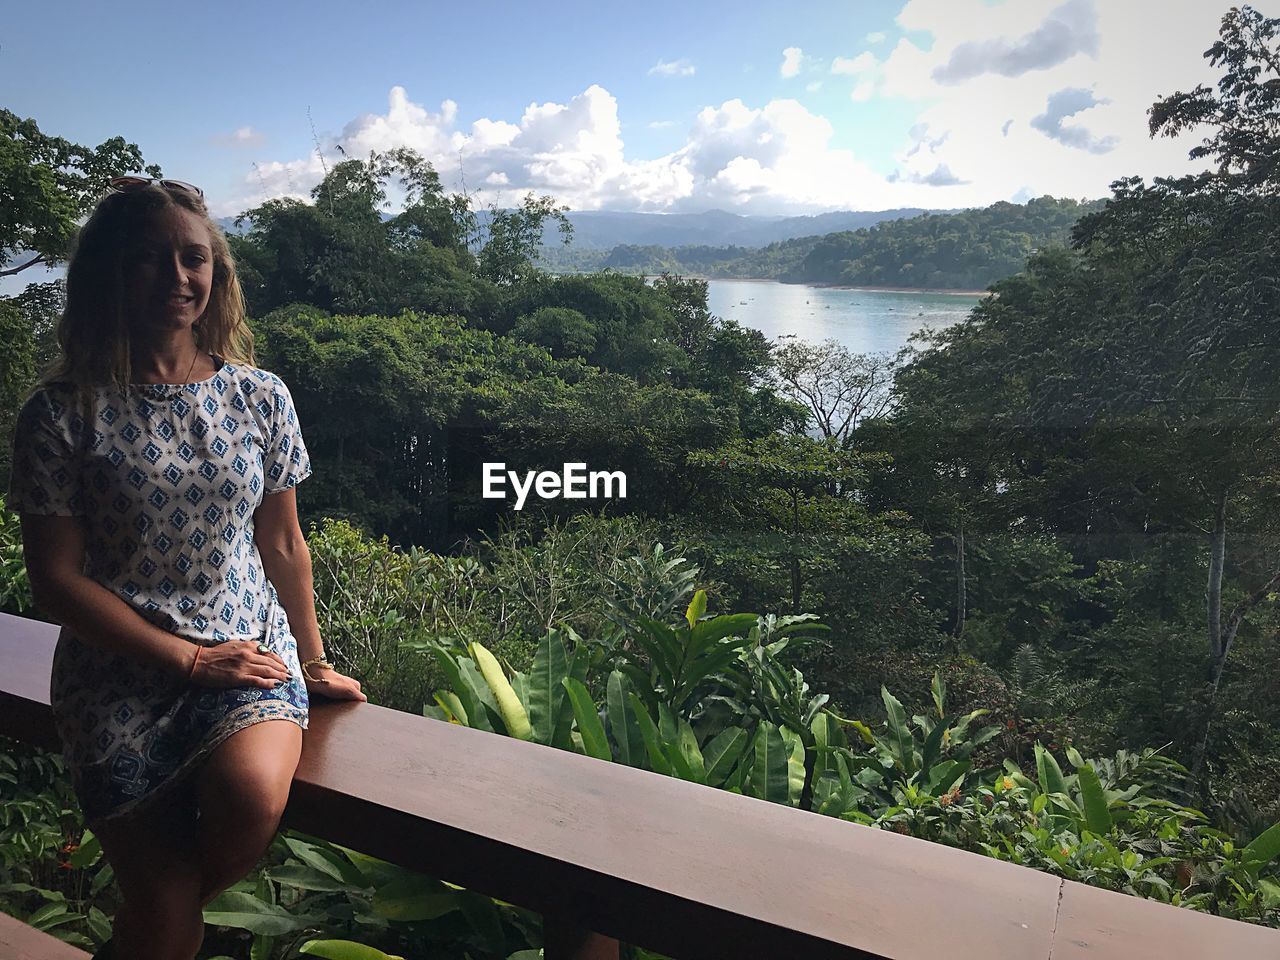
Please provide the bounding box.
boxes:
[125,206,215,330]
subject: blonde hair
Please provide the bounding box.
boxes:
[42,182,255,393]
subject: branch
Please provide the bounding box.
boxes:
[0,253,49,278]
[1220,566,1280,663]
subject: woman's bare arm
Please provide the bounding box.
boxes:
[21,513,290,688]
[253,487,323,661]
[255,487,364,701]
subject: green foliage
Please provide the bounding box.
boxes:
[232,149,491,320]
[1147,5,1280,194]
[306,517,494,711]
[0,496,33,614]
[0,740,113,952]
[0,109,160,276]
[476,193,573,285]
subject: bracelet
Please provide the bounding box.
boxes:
[188,645,203,680]
[301,656,333,684]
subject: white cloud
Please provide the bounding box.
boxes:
[851,81,875,102]
[648,119,679,129]
[780,47,805,78]
[221,85,925,217]
[806,81,824,93]
[851,0,1225,201]
[866,31,888,44]
[219,0,1239,221]
[214,125,265,147]
[832,52,877,75]
[649,58,695,77]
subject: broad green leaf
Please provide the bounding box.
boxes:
[1035,743,1066,797]
[675,716,707,785]
[299,940,406,960]
[1243,821,1280,877]
[203,892,315,936]
[432,647,488,732]
[267,863,353,893]
[703,726,750,787]
[282,837,361,886]
[931,671,946,719]
[629,693,672,775]
[607,670,643,767]
[685,589,707,628]
[434,691,468,726]
[1077,763,1114,835]
[924,760,967,794]
[849,719,876,745]
[373,874,462,921]
[527,628,570,745]
[457,656,502,732]
[919,714,950,775]
[563,677,611,761]
[471,641,532,740]
[881,686,915,776]
[780,726,806,804]
[751,721,790,804]
[68,830,101,869]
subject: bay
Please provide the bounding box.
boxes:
[705,278,985,356]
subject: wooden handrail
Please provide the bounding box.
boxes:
[2,611,1278,959]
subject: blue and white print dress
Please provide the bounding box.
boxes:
[8,359,312,822]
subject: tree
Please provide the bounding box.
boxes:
[0,110,160,277]
[231,148,488,319]
[1148,5,1280,195]
[476,192,573,285]
[772,338,900,447]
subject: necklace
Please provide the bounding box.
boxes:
[135,347,203,402]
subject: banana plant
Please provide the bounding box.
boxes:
[425,629,588,749]
[612,589,759,718]
[835,671,1002,807]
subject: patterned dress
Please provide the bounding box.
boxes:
[8,358,312,823]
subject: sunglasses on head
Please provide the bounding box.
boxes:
[109,175,204,199]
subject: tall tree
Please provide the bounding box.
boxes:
[0,110,160,277]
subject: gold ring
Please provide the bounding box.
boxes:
[256,642,271,655]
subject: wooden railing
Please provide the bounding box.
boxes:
[3,610,1279,959]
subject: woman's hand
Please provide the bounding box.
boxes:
[304,668,367,702]
[190,640,292,690]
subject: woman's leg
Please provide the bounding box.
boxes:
[92,783,205,959]
[195,718,303,904]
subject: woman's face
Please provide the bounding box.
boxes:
[123,205,215,337]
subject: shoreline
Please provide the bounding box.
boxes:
[685,275,990,297]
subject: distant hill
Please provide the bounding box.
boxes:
[554,207,951,250]
[541,195,1106,291]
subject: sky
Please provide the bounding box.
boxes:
[4,0,1231,219]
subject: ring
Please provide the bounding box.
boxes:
[256,642,271,654]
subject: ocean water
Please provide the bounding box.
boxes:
[706,279,985,355]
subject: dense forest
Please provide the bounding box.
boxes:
[5,6,1280,957]
[538,194,1102,290]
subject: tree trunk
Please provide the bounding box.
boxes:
[790,490,802,614]
[1193,490,1234,780]
[953,512,966,642]
[1206,489,1227,669]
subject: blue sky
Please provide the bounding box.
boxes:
[4,0,1228,218]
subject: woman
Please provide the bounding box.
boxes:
[9,176,366,959]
